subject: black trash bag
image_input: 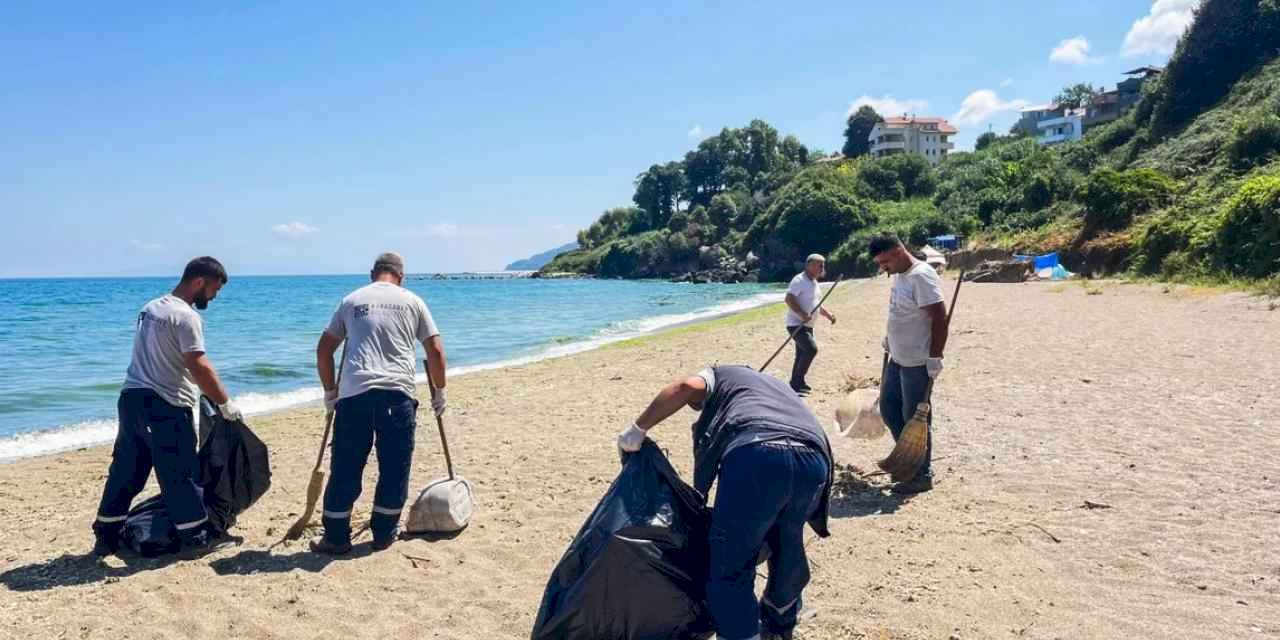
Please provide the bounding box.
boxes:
[120,397,272,557]
[531,439,714,640]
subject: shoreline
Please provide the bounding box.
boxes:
[0,283,802,463]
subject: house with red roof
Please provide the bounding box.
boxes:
[868,116,957,165]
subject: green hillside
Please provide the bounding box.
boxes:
[546,0,1280,291]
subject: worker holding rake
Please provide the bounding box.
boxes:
[869,234,949,495]
[310,252,447,555]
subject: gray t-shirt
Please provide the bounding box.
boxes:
[325,282,440,400]
[785,272,819,328]
[122,295,205,408]
[886,261,946,367]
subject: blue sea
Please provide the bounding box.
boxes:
[0,275,782,461]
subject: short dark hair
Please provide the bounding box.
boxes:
[181,256,228,284]
[867,234,903,258]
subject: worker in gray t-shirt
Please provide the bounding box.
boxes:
[92,256,242,557]
[869,233,949,495]
[310,252,448,555]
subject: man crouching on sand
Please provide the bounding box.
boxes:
[311,252,448,554]
[93,257,241,557]
[618,366,834,640]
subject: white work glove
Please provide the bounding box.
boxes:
[926,357,944,380]
[323,388,339,412]
[429,385,447,417]
[218,399,243,422]
[617,422,647,453]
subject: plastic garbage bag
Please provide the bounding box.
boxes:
[531,439,714,640]
[120,397,271,557]
[834,388,886,440]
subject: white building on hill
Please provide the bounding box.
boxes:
[868,116,957,165]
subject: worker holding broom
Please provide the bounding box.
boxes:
[868,234,948,495]
[310,252,447,555]
[618,366,833,640]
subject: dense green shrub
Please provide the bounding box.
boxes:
[1089,115,1138,154]
[1228,114,1280,168]
[1077,168,1176,230]
[1213,173,1280,277]
[857,162,905,200]
[879,154,937,198]
[746,166,873,263]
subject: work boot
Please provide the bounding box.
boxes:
[91,534,119,558]
[309,536,353,556]
[177,527,236,560]
[892,475,934,495]
[371,527,400,552]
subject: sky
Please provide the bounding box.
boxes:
[0,1,1196,277]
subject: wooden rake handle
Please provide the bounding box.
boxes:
[759,274,844,372]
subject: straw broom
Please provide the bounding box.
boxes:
[281,341,346,542]
[877,270,964,483]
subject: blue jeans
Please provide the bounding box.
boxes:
[707,440,829,640]
[95,390,208,541]
[879,359,933,479]
[322,389,417,544]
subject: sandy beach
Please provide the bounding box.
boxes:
[1,277,1277,639]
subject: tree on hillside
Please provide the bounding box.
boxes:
[975,131,999,151]
[842,105,883,158]
[577,207,642,249]
[1054,83,1101,109]
[633,162,688,230]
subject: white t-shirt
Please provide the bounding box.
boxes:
[785,272,820,328]
[886,261,946,367]
[122,295,205,408]
[325,282,440,400]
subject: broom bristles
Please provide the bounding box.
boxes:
[281,469,326,542]
[877,403,931,483]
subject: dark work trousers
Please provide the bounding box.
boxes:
[321,389,418,544]
[94,389,207,540]
[879,359,934,479]
[787,326,818,391]
[707,440,829,640]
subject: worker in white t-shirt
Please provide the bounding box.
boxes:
[868,234,948,495]
[92,256,242,557]
[311,252,448,555]
[783,254,836,396]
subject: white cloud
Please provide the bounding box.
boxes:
[1123,0,1199,57]
[130,240,164,252]
[1050,35,1103,65]
[687,124,704,139]
[1000,77,1014,88]
[951,89,1031,127]
[272,221,318,237]
[424,223,459,238]
[848,94,929,117]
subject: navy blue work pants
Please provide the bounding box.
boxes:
[94,389,207,540]
[707,440,829,640]
[321,389,417,544]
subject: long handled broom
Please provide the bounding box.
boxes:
[281,342,346,542]
[877,270,965,482]
[759,275,844,372]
